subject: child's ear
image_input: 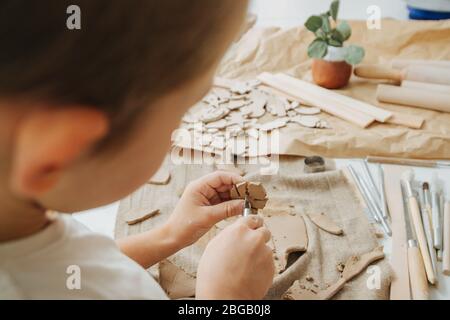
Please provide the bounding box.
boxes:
[10,107,109,198]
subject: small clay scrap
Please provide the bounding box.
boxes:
[148,165,171,185]
[308,212,344,236]
[159,260,196,299]
[230,181,268,212]
[126,208,160,226]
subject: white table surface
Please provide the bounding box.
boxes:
[75,0,449,300]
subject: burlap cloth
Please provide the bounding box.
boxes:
[115,156,391,300]
[214,19,450,159]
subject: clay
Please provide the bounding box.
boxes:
[264,211,308,271]
[230,181,269,212]
[286,247,385,300]
[307,212,344,235]
[159,260,196,299]
[148,165,171,185]
[126,209,160,226]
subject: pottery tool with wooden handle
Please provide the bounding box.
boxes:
[402,81,450,94]
[431,188,443,250]
[376,85,450,113]
[443,200,450,275]
[402,183,429,300]
[401,171,437,285]
[355,65,450,86]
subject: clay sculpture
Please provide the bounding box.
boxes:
[230,181,268,213]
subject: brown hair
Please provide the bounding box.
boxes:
[0,0,245,131]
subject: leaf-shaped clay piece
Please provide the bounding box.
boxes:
[307,212,343,235]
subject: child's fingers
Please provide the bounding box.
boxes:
[207,199,245,222]
[189,171,244,201]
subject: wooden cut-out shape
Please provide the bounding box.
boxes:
[182,112,198,124]
[148,165,171,185]
[248,90,267,118]
[159,260,196,299]
[235,181,248,198]
[200,106,229,123]
[295,107,321,115]
[258,118,288,132]
[126,208,160,226]
[290,115,321,128]
[227,99,249,111]
[212,88,231,102]
[246,128,260,139]
[265,212,308,271]
[205,119,228,129]
[307,212,343,235]
[266,96,287,117]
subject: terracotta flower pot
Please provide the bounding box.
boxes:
[312,59,352,89]
[311,46,352,89]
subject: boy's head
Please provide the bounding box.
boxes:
[0,0,248,212]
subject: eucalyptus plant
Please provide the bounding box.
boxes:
[305,0,365,65]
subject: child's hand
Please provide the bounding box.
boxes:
[165,171,245,248]
[196,216,274,300]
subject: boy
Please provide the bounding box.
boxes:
[0,0,274,299]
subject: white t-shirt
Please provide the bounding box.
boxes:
[0,215,168,299]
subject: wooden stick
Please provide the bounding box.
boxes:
[384,166,411,300]
[367,156,450,168]
[257,73,375,128]
[444,201,450,276]
[275,73,393,123]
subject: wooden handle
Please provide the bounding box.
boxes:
[409,197,437,284]
[408,244,429,300]
[444,202,450,276]
[354,65,403,83]
[377,85,450,113]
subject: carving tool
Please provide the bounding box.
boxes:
[367,156,450,169]
[401,171,436,284]
[418,188,438,278]
[243,196,252,217]
[444,200,450,275]
[348,165,391,236]
[356,165,391,235]
[401,183,429,300]
[355,64,450,86]
[431,188,442,250]
[361,160,382,207]
[378,164,390,219]
[422,183,433,230]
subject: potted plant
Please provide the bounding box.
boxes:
[305,0,365,89]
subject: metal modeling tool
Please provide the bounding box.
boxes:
[348,165,391,236]
[362,160,382,204]
[378,164,390,219]
[243,196,252,217]
[419,186,438,278]
[401,183,429,300]
[401,171,436,284]
[432,188,442,250]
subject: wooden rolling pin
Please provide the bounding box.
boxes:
[392,59,450,70]
[402,81,450,94]
[377,85,450,113]
[355,65,450,86]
